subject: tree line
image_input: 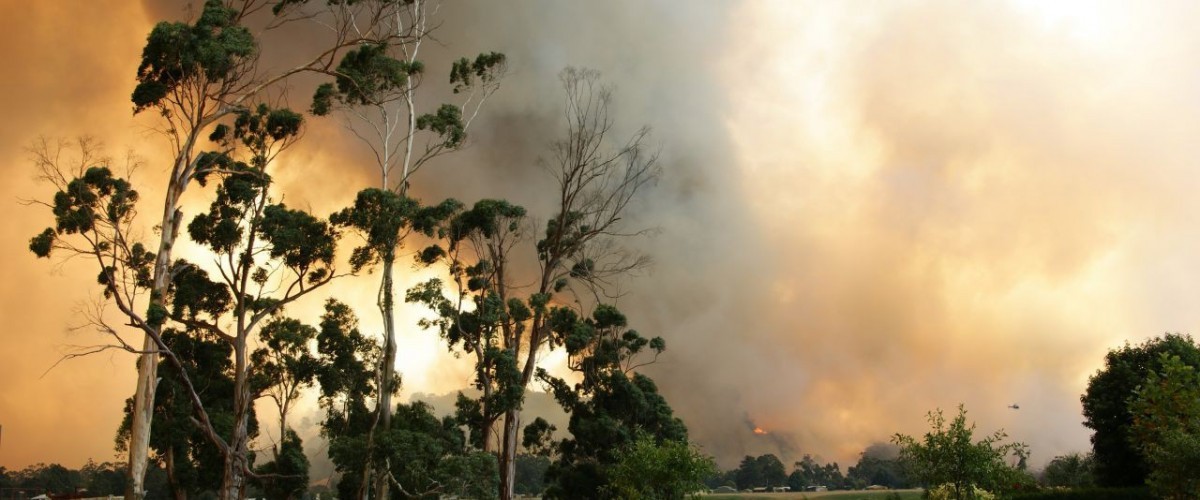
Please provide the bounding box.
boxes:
[27,1,713,499]
[696,334,1200,499]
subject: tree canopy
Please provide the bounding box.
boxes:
[893,405,1031,499]
[1081,333,1200,487]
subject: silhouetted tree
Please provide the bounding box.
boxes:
[309,3,504,496]
[1081,334,1200,487]
[116,328,250,500]
[409,67,660,500]
[789,454,844,490]
[254,430,309,500]
[538,305,684,499]
[29,0,427,496]
[251,317,319,448]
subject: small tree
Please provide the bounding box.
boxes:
[604,433,716,500]
[251,317,319,448]
[892,405,1029,499]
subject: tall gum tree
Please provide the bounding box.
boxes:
[309,2,505,497]
[410,67,660,500]
[32,102,342,500]
[29,0,427,497]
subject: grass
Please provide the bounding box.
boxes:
[705,489,924,500]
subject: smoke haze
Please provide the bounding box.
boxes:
[5,0,1200,472]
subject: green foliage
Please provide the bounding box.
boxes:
[329,43,414,106]
[328,400,498,499]
[312,300,503,500]
[892,405,1029,499]
[186,159,269,253]
[259,204,337,282]
[7,463,82,494]
[539,305,684,499]
[169,262,232,320]
[735,454,787,490]
[450,52,507,94]
[331,188,459,272]
[1040,453,1094,488]
[407,198,531,450]
[515,454,551,496]
[603,433,716,500]
[80,460,129,496]
[1081,333,1200,487]
[254,429,309,500]
[30,165,144,262]
[847,444,911,490]
[315,297,377,499]
[522,417,558,457]
[415,104,466,148]
[1128,352,1200,498]
[927,483,996,500]
[250,316,319,425]
[116,329,255,498]
[787,454,845,490]
[132,0,255,113]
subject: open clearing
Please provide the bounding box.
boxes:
[706,489,923,500]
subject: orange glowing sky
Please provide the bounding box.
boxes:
[5,0,1200,471]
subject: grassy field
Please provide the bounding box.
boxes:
[705,489,923,500]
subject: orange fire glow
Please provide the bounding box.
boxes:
[753,427,767,435]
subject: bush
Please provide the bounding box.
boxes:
[925,483,995,500]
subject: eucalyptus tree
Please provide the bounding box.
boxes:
[409,67,661,499]
[176,103,340,498]
[309,2,504,496]
[31,101,340,500]
[29,0,420,497]
[250,316,319,449]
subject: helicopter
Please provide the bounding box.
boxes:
[1008,404,1020,410]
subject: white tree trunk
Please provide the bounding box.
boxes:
[126,339,158,500]
[373,258,397,500]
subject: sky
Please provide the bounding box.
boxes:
[4,0,1200,473]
